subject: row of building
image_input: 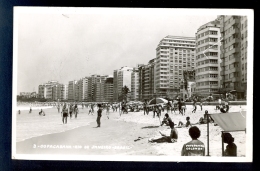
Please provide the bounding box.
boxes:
[35,15,247,102]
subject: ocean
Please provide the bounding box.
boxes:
[15,106,97,142]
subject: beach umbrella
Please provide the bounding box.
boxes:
[148,98,168,106]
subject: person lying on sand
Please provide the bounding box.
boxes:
[148,121,178,143]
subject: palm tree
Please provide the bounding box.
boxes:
[121,86,130,102]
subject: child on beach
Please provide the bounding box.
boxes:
[177,116,192,128]
[161,113,174,126]
[192,101,197,113]
[223,133,237,157]
[39,109,45,116]
[149,121,178,143]
[29,107,32,113]
[181,126,205,156]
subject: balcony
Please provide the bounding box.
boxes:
[220,62,225,67]
[232,77,240,82]
[229,47,240,54]
[220,27,224,33]
[230,67,239,73]
[220,70,225,76]
[229,38,240,45]
[229,57,240,63]
[230,18,240,26]
[229,28,239,35]
[220,53,225,59]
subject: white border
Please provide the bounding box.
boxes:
[12,7,253,162]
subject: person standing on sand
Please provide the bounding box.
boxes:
[181,126,205,156]
[181,100,186,115]
[69,103,73,118]
[178,99,182,115]
[57,103,60,113]
[106,104,110,119]
[61,103,68,124]
[96,104,103,127]
[74,104,78,118]
[192,101,197,113]
[199,98,203,111]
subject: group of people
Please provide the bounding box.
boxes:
[149,111,236,156]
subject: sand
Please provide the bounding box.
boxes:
[15,105,247,156]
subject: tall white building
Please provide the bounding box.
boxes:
[60,84,68,101]
[155,36,196,98]
[78,77,88,101]
[195,19,221,96]
[38,80,59,99]
[68,80,78,101]
[113,66,133,101]
[131,67,140,101]
[104,77,114,102]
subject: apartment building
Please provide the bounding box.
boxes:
[68,80,78,101]
[138,59,155,101]
[60,84,68,101]
[131,67,140,101]
[38,80,59,99]
[78,77,88,101]
[155,36,196,99]
[113,66,133,101]
[219,15,247,99]
[104,77,114,102]
[195,19,221,96]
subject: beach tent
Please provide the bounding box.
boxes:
[207,111,246,156]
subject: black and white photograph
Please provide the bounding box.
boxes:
[12,7,253,162]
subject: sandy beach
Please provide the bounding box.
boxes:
[15,105,247,157]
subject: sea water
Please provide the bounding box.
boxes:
[15,106,97,142]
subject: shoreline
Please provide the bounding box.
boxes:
[15,105,247,156]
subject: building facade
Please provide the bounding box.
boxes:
[155,36,196,99]
[131,67,140,101]
[38,81,59,99]
[219,15,247,99]
[68,80,78,101]
[138,59,155,101]
[78,77,88,101]
[113,66,133,101]
[60,84,68,101]
[195,19,221,97]
[104,77,114,102]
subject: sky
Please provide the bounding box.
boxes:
[16,8,219,94]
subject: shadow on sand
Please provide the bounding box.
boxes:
[141,126,159,129]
